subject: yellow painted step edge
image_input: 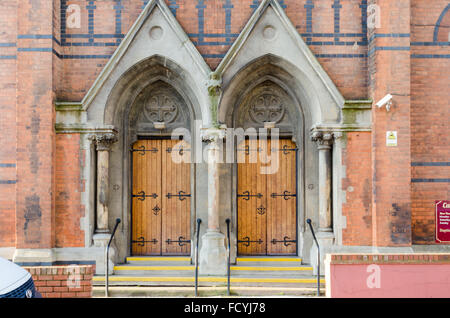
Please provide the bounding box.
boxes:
[126,257,191,262]
[114,266,313,271]
[230,266,313,271]
[94,276,325,284]
[236,258,302,262]
[115,266,194,271]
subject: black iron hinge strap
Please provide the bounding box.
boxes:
[271,236,297,247]
[131,145,159,155]
[271,191,297,200]
[166,147,191,155]
[237,237,263,247]
[166,191,191,201]
[132,237,158,247]
[165,236,191,247]
[237,191,263,201]
[132,191,158,201]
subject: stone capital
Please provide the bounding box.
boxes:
[201,126,227,144]
[310,131,334,149]
[91,133,118,151]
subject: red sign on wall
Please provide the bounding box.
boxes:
[436,201,450,243]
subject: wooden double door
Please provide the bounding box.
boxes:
[237,139,298,255]
[131,139,191,256]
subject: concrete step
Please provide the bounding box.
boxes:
[93,275,325,288]
[125,256,191,266]
[114,264,313,277]
[93,286,325,297]
[236,257,304,267]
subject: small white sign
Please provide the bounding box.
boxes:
[386,131,398,147]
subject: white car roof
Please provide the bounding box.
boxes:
[0,257,31,295]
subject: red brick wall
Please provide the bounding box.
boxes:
[369,0,412,247]
[55,134,85,247]
[0,0,18,247]
[15,0,56,249]
[342,132,372,246]
[25,265,94,298]
[410,1,450,244]
[56,0,368,101]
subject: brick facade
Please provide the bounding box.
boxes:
[0,0,449,257]
[24,265,94,298]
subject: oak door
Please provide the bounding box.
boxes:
[131,139,191,256]
[237,139,297,255]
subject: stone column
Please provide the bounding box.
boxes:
[310,131,335,275]
[91,133,118,247]
[199,128,227,276]
[311,131,333,233]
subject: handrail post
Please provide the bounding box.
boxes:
[306,219,320,297]
[225,218,231,296]
[195,218,202,297]
[105,218,121,298]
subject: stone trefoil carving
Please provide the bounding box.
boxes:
[144,94,179,124]
[249,93,285,124]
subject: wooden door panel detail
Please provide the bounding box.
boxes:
[237,139,297,256]
[131,139,191,256]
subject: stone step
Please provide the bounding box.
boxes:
[113,264,313,277]
[93,275,325,288]
[125,256,191,266]
[236,257,304,267]
[93,286,325,297]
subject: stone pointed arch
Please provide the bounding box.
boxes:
[83,0,212,127]
[213,0,347,265]
[215,0,344,127]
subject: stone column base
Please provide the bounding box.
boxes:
[310,231,334,276]
[93,233,115,275]
[199,231,227,276]
[13,248,55,265]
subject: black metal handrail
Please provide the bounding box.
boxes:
[225,218,231,296]
[105,218,121,297]
[194,218,202,297]
[306,219,320,297]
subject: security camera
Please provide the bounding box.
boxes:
[376,94,393,111]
